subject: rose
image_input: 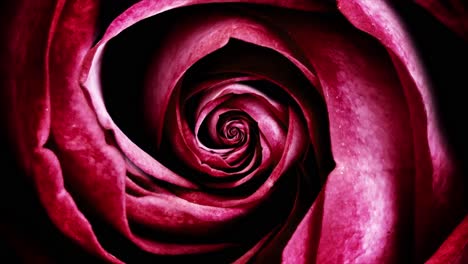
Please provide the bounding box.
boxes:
[1,0,466,260]
[1,0,467,263]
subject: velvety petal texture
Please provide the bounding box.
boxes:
[2,0,467,263]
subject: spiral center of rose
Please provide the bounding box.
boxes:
[78,4,340,263]
[217,111,251,146]
[198,109,256,150]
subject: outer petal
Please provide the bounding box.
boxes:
[283,1,467,263]
[338,0,467,261]
[281,8,414,264]
[4,0,121,262]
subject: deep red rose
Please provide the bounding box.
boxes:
[1,0,467,263]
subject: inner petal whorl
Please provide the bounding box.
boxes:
[218,112,251,146]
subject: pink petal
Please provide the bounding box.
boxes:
[280,9,414,263]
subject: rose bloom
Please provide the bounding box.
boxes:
[0,0,467,263]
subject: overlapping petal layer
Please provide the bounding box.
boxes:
[3,0,466,263]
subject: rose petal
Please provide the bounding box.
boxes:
[31,148,122,263]
[426,215,468,264]
[278,10,414,263]
[338,0,466,261]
